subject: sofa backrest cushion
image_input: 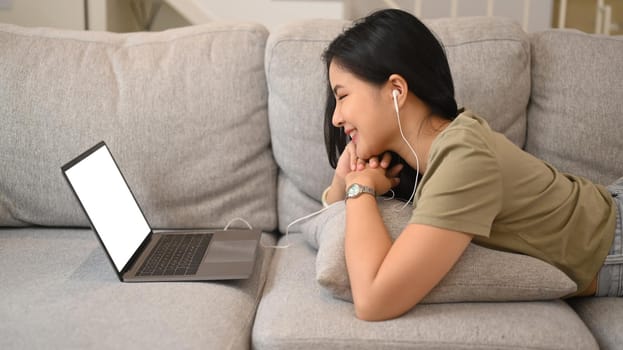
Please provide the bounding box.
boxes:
[0,22,277,230]
[265,17,530,231]
[526,30,623,185]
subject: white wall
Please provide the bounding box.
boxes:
[0,0,551,33]
[424,0,553,32]
[346,0,552,32]
[86,0,343,32]
[0,0,85,29]
[194,0,551,32]
[196,0,343,30]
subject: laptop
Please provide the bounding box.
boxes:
[61,141,261,282]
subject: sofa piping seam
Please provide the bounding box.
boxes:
[0,27,268,49]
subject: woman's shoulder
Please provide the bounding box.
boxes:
[450,110,493,133]
[432,110,497,153]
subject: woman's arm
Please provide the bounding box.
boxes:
[325,142,361,204]
[344,165,472,321]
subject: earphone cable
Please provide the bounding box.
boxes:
[393,91,420,210]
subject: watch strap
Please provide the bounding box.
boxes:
[345,183,376,200]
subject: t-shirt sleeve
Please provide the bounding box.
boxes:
[409,127,503,238]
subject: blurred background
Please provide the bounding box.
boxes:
[0,0,620,35]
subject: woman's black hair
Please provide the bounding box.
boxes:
[322,9,461,201]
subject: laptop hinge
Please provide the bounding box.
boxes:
[121,232,154,279]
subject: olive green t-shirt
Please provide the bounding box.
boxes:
[409,111,617,296]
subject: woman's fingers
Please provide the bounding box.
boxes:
[369,157,378,168]
[356,158,366,171]
[380,152,392,168]
[387,163,403,178]
[346,149,399,174]
[391,177,401,188]
[347,143,358,171]
[368,152,393,169]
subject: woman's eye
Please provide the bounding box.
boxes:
[338,95,347,101]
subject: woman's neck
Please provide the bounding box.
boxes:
[391,102,450,174]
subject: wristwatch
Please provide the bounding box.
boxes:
[345,183,376,200]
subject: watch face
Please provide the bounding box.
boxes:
[347,184,361,197]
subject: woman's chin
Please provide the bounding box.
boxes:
[356,142,383,161]
[356,149,374,161]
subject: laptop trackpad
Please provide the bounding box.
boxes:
[204,240,256,263]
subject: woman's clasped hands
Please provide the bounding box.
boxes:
[336,142,403,197]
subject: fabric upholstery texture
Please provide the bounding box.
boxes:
[567,297,623,350]
[526,30,623,185]
[0,22,277,230]
[302,199,577,303]
[0,228,276,350]
[265,17,530,232]
[253,234,598,350]
[265,20,342,233]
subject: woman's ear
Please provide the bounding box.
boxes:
[387,74,408,107]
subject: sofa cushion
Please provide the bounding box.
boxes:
[302,199,577,303]
[253,233,598,350]
[567,297,623,350]
[526,30,623,185]
[265,17,530,231]
[0,228,275,349]
[0,22,277,230]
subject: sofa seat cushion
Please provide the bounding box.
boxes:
[568,297,623,350]
[526,30,623,185]
[0,228,275,350]
[266,17,530,232]
[253,233,598,350]
[0,22,277,230]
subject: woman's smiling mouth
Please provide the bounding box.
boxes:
[345,128,357,142]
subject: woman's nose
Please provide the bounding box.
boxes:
[332,109,343,128]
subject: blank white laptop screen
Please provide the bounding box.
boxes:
[64,146,150,272]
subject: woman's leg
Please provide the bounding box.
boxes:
[595,178,623,296]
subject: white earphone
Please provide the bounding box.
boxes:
[391,88,420,208]
[392,89,400,113]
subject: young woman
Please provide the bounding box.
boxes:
[321,9,622,321]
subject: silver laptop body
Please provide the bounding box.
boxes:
[61,141,261,282]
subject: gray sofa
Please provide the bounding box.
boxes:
[1,16,621,350]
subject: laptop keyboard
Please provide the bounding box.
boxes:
[137,233,213,276]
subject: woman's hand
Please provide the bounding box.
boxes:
[326,144,402,204]
[325,142,359,204]
[327,144,395,203]
[335,142,360,180]
[345,152,402,196]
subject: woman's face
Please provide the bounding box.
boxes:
[329,62,395,160]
